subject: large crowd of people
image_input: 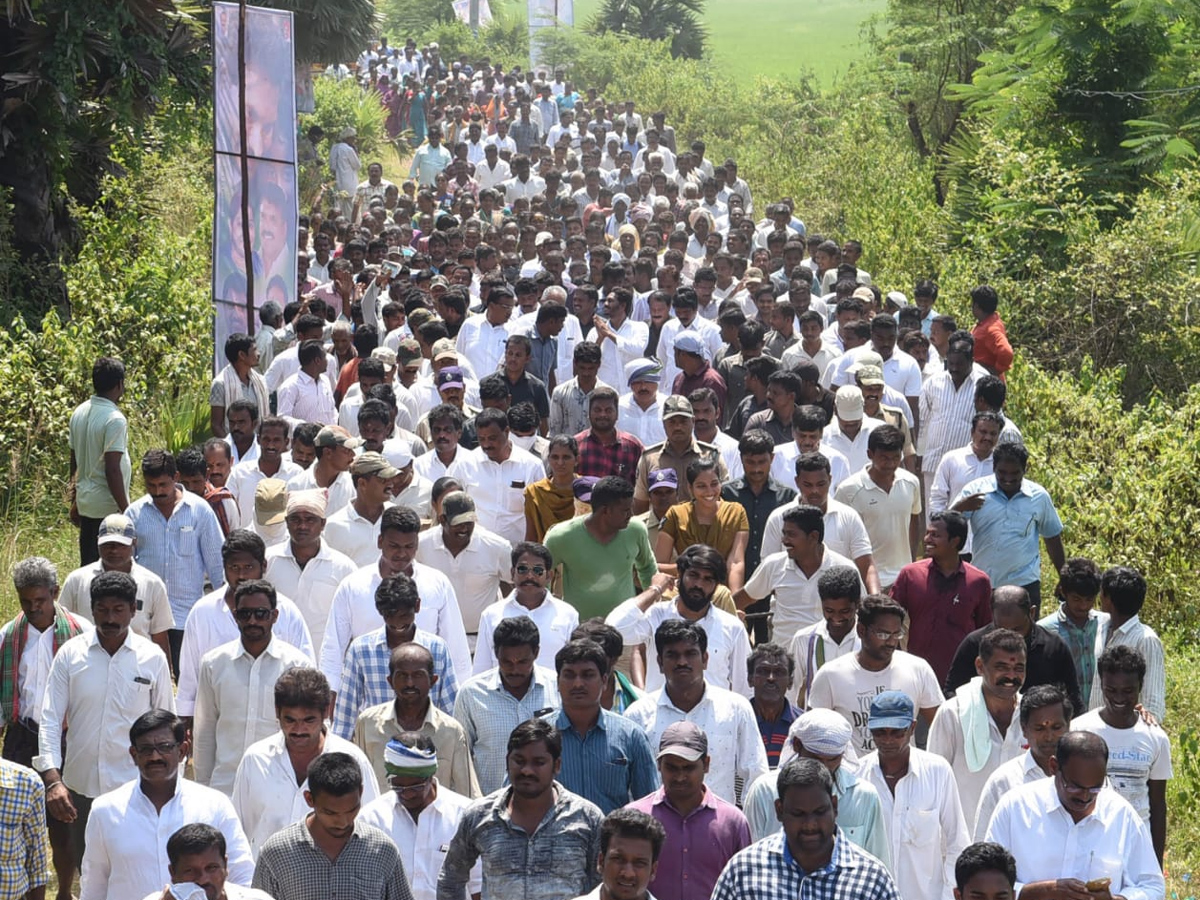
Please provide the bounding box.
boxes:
[0,37,1173,900]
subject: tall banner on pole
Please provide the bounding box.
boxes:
[212,2,298,367]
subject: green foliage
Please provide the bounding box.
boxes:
[587,0,708,59]
[377,0,457,41]
[248,0,377,64]
[421,2,530,70]
[301,77,390,160]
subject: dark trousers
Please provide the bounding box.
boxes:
[1022,581,1043,618]
[167,628,185,681]
[744,597,771,645]
[79,516,102,566]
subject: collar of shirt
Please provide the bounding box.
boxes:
[87,627,136,653]
[657,682,711,714]
[1051,606,1100,632]
[487,665,556,699]
[1111,614,1140,637]
[555,706,609,737]
[780,829,860,878]
[233,635,290,662]
[649,783,720,818]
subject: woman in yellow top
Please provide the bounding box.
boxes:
[655,458,749,592]
[523,434,578,542]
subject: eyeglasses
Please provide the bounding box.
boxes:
[515,564,547,576]
[234,608,273,622]
[1058,773,1104,796]
[869,628,907,642]
[134,741,179,757]
[388,777,433,795]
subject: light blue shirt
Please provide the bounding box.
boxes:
[408,142,452,187]
[126,489,225,625]
[548,708,659,814]
[955,474,1063,588]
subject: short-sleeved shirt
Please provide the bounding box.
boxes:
[544,516,658,620]
[890,558,993,684]
[660,500,748,558]
[834,468,922,587]
[68,396,130,518]
[955,475,1063,588]
[634,439,727,504]
[1070,711,1172,821]
[505,371,551,421]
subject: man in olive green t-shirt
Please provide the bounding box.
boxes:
[544,475,669,620]
[68,357,131,566]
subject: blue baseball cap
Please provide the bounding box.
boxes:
[868,691,915,731]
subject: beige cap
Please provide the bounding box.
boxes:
[255,479,289,526]
[834,385,865,422]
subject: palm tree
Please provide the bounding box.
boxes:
[588,0,709,59]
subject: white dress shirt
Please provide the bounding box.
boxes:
[760,497,871,565]
[786,620,860,707]
[474,158,512,191]
[322,501,394,568]
[447,445,547,546]
[231,731,380,859]
[985,778,1165,900]
[455,314,512,377]
[193,636,312,794]
[861,747,970,900]
[35,630,174,798]
[277,370,337,428]
[175,587,314,716]
[605,599,752,696]
[16,618,94,720]
[625,684,768,806]
[742,547,863,644]
[617,394,666,446]
[318,563,471,692]
[927,679,1026,834]
[226,458,303,526]
[769,441,851,491]
[473,593,579,675]
[598,318,650,395]
[358,783,482,900]
[416,526,512,633]
[81,776,254,900]
[286,467,354,517]
[973,750,1047,840]
[655,317,723,388]
[821,418,885,479]
[58,561,175,638]
[265,539,358,655]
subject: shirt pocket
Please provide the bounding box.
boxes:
[901,807,941,849]
[0,816,19,864]
[175,525,198,557]
[113,666,154,710]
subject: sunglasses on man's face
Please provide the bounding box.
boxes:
[234,608,272,622]
[515,564,547,576]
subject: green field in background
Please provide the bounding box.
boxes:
[567,0,888,86]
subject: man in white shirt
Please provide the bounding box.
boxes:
[769,406,852,493]
[928,411,1002,526]
[822,386,885,474]
[455,285,515,377]
[608,545,751,695]
[761,451,879,593]
[787,566,863,707]
[919,342,981,508]
[416,491,512,649]
[986,731,1165,900]
[142,823,274,900]
[974,683,1072,840]
[474,541,579,674]
[319,506,471,693]
[192,580,311,794]
[231,666,379,858]
[175,529,314,723]
[359,735,481,900]
[734,505,864,644]
[825,315,923,429]
[264,488,357,656]
[618,360,667,447]
[833,425,922,589]
[225,417,301,527]
[36,570,174,873]
[927,627,1028,835]
[624,619,768,805]
[80,710,253,900]
[447,408,546,546]
[58,514,174,656]
[807,595,943,755]
[655,288,722,389]
[859,691,970,900]
[474,145,511,191]
[596,289,651,395]
[322,451,398,568]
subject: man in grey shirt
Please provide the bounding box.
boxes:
[438,720,603,900]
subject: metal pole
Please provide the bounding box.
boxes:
[470,0,480,35]
[238,0,255,331]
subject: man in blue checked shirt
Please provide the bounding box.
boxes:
[331,574,458,739]
[544,639,657,813]
[711,758,900,900]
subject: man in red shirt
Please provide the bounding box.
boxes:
[970,285,1014,379]
[890,509,992,686]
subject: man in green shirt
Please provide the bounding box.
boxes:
[544,476,671,620]
[68,357,131,566]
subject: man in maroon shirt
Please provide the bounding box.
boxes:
[670,333,727,417]
[890,509,991,685]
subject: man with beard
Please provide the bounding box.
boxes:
[606,544,750,695]
[928,628,1028,835]
[973,684,1072,840]
[144,823,272,900]
[80,710,253,900]
[548,639,658,813]
[358,734,480,900]
[192,580,310,795]
[36,571,174,875]
[576,386,645,481]
[438,719,603,900]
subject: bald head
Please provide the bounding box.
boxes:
[1056,730,1108,768]
[389,642,434,675]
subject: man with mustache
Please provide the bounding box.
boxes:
[547,639,657,813]
[79,710,252,900]
[928,628,1028,835]
[36,571,174,880]
[191,580,310,795]
[143,823,272,900]
[606,544,749,695]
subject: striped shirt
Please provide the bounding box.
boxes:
[1096,614,1167,722]
[332,628,459,738]
[547,708,659,813]
[918,370,980,474]
[711,830,900,900]
[254,819,413,900]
